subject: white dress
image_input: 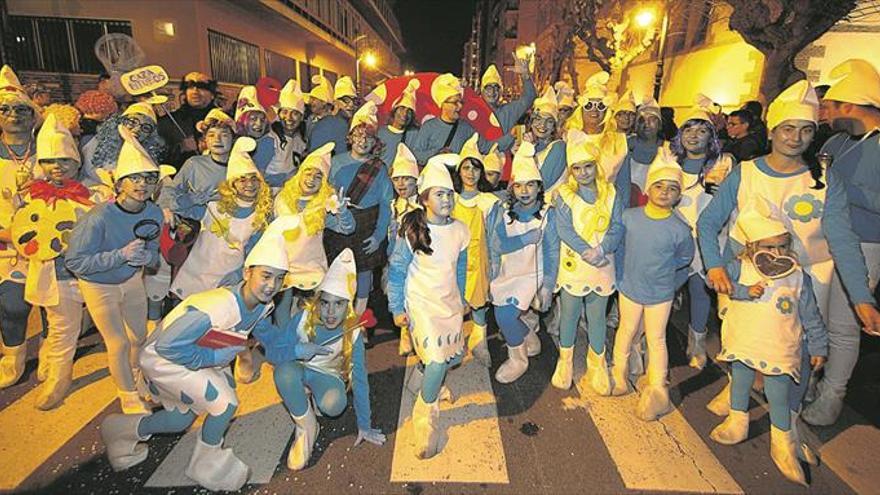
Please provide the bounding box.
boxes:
[490,204,551,310]
[555,187,617,297]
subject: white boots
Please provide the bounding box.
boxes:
[707,381,731,416]
[101,413,151,471]
[524,328,541,357]
[551,347,573,390]
[37,340,49,382]
[234,346,260,384]
[35,363,73,410]
[610,360,631,396]
[686,327,707,370]
[467,323,491,368]
[770,425,808,486]
[584,347,612,396]
[413,394,441,459]
[710,409,749,445]
[118,390,152,415]
[801,381,845,426]
[0,343,27,388]
[186,437,250,491]
[495,344,529,383]
[636,384,673,421]
[288,405,320,470]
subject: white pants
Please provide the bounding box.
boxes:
[42,279,85,373]
[823,242,880,394]
[613,293,673,386]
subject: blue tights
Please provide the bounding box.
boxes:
[495,305,528,346]
[559,290,607,353]
[420,353,463,403]
[273,361,347,417]
[137,403,237,446]
[687,275,711,333]
[356,271,373,300]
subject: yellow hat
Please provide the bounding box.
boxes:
[319,248,357,301]
[196,108,234,133]
[766,80,818,130]
[300,142,334,178]
[565,129,600,166]
[234,85,267,123]
[677,95,714,127]
[734,196,788,243]
[431,73,463,108]
[646,150,682,189]
[390,143,419,179]
[278,79,305,113]
[580,71,611,103]
[350,100,378,131]
[824,59,880,108]
[122,101,157,123]
[554,81,576,109]
[226,137,260,181]
[308,75,334,104]
[612,89,636,113]
[0,65,41,122]
[510,141,541,183]
[481,65,503,90]
[418,154,457,194]
[483,143,504,174]
[37,114,80,163]
[637,96,662,120]
[115,125,175,181]
[533,86,559,121]
[459,132,482,164]
[335,76,357,100]
[392,79,419,111]
[245,218,290,271]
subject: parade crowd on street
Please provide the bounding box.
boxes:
[1,49,879,491]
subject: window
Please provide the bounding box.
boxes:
[208,30,260,85]
[264,50,297,83]
[323,70,337,86]
[6,16,132,73]
[301,62,317,91]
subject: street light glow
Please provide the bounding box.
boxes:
[363,52,378,68]
[635,9,656,28]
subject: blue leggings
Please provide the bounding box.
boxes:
[0,280,33,347]
[687,275,712,333]
[420,352,463,403]
[356,271,373,299]
[495,305,529,346]
[274,289,295,328]
[273,361,347,417]
[472,305,488,327]
[137,403,237,446]
[559,290,608,353]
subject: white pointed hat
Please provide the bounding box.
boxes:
[226,137,260,181]
[766,80,818,130]
[299,142,334,178]
[459,132,482,164]
[554,81,576,108]
[308,75,334,104]
[677,94,714,127]
[334,76,357,100]
[234,85,267,123]
[245,218,289,271]
[278,79,306,113]
[481,64,503,90]
[0,65,41,121]
[196,108,234,133]
[483,143,504,174]
[565,129,600,166]
[580,71,611,103]
[418,154,457,194]
[734,196,788,243]
[533,85,559,121]
[431,73,463,107]
[319,248,358,301]
[612,89,636,113]
[392,79,419,111]
[390,142,419,179]
[122,101,157,122]
[115,125,175,182]
[637,96,662,120]
[510,141,541,183]
[37,113,80,163]
[350,100,378,131]
[824,59,880,107]
[646,149,683,189]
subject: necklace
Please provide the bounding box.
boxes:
[1,137,34,169]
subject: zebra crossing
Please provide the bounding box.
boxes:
[0,328,876,494]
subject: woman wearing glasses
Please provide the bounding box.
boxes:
[570,71,628,184]
[66,126,173,414]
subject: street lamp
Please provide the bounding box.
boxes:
[635,9,656,28]
[356,51,378,94]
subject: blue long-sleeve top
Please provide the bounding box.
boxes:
[820,132,880,243]
[478,74,537,153]
[65,201,162,284]
[553,187,624,255]
[411,118,477,165]
[485,201,560,289]
[157,154,227,218]
[386,231,468,316]
[252,134,276,178]
[377,125,417,168]
[329,151,393,243]
[535,139,567,190]
[726,258,828,357]
[617,207,694,305]
[307,114,349,155]
[696,156,874,305]
[153,286,277,370]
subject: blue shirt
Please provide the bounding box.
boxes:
[617,207,694,305]
[329,151,393,243]
[479,74,537,153]
[307,114,349,155]
[696,156,874,305]
[65,201,163,284]
[820,132,880,243]
[535,139,567,190]
[554,186,625,255]
[157,155,227,219]
[376,125,417,168]
[411,118,477,165]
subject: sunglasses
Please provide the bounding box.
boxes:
[123,117,156,134]
[0,105,35,117]
[182,80,216,91]
[583,101,607,111]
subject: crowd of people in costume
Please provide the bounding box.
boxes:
[1,51,879,491]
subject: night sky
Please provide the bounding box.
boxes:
[393,0,477,74]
